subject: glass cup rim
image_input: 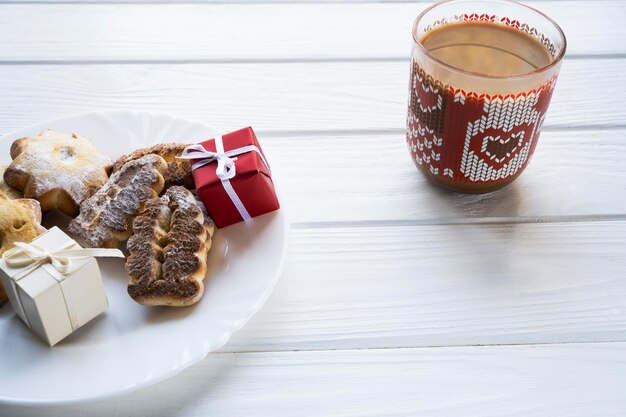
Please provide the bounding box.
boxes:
[412,0,567,80]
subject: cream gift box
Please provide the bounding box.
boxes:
[0,226,123,346]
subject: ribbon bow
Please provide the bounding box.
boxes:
[1,238,124,331]
[179,143,265,181]
[3,241,124,277]
[178,136,269,222]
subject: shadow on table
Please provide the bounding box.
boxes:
[419,178,524,220]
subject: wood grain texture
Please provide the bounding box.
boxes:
[1,97,623,224]
[264,130,626,223]
[0,63,624,224]
[0,2,620,61]
[5,342,626,417]
[1,0,624,413]
[222,220,626,351]
[3,0,612,3]
[3,0,620,2]
[0,59,622,136]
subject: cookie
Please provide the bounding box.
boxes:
[113,143,193,190]
[4,130,113,217]
[0,193,47,304]
[68,154,168,248]
[0,165,22,199]
[126,186,214,306]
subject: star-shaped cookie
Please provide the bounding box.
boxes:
[3,130,113,217]
[0,193,47,304]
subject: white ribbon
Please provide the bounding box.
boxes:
[2,241,124,330]
[179,136,270,222]
[4,242,124,276]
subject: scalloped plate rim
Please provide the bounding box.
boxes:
[0,110,289,406]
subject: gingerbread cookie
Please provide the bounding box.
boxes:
[4,130,113,217]
[113,143,194,189]
[0,193,47,304]
[126,186,214,306]
[68,154,168,249]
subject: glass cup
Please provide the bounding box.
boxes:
[406,0,566,193]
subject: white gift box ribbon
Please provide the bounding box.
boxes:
[179,135,269,222]
[1,241,124,330]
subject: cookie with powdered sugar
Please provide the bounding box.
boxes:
[3,130,112,217]
[113,143,194,190]
[126,186,214,306]
[68,154,168,249]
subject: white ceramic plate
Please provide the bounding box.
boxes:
[0,111,288,405]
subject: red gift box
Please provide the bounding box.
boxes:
[186,127,280,228]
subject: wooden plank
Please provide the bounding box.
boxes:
[0,66,626,223]
[0,59,621,137]
[0,2,620,61]
[4,0,620,2]
[222,221,626,351]
[3,0,612,3]
[5,342,626,416]
[264,130,626,223]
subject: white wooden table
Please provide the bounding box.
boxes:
[2,0,626,415]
